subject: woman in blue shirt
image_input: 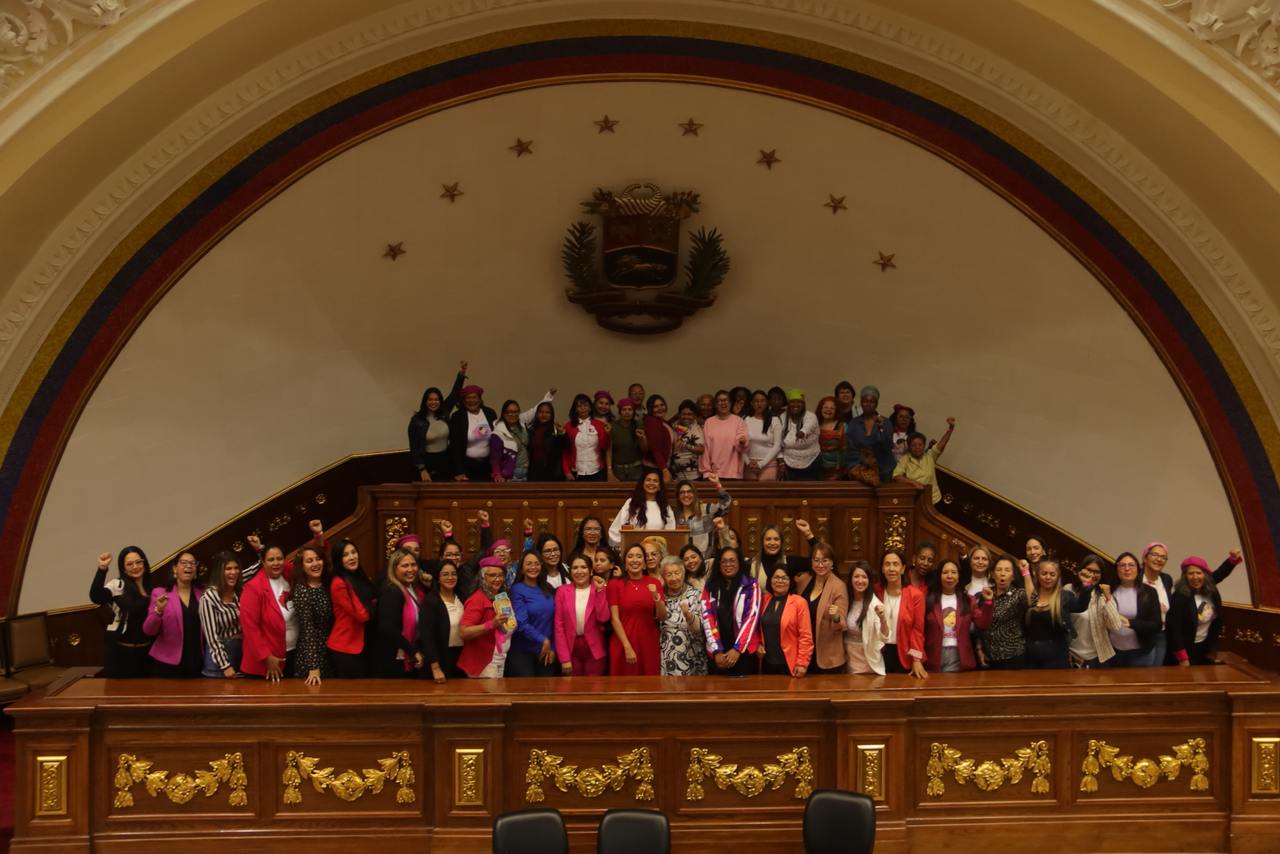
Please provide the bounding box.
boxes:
[506,550,558,677]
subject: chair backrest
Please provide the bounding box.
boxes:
[6,613,53,670]
[597,808,670,854]
[803,789,876,854]
[492,807,567,854]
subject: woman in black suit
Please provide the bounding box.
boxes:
[1168,551,1240,665]
[419,561,466,681]
[372,549,425,678]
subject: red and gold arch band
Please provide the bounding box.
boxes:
[10,662,1280,852]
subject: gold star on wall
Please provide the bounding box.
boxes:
[757,149,781,170]
[509,138,533,157]
[873,251,897,272]
[382,242,406,261]
[440,182,463,203]
[594,115,619,133]
[824,195,848,215]
[678,117,704,136]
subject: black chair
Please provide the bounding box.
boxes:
[803,789,875,854]
[597,808,669,854]
[492,807,567,854]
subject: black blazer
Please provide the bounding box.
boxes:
[408,371,465,473]
[371,584,421,678]
[418,594,453,670]
[448,406,497,473]
[1167,589,1223,664]
[1125,584,1163,650]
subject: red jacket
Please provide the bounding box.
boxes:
[923,593,992,672]
[457,590,507,677]
[562,418,610,478]
[759,593,814,675]
[877,583,925,672]
[327,574,371,655]
[240,570,288,677]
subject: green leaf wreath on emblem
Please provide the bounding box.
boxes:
[561,221,600,291]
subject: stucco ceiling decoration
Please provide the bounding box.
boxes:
[0,0,127,98]
[1,0,1277,426]
[1161,0,1280,91]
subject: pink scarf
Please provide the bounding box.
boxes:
[401,586,423,672]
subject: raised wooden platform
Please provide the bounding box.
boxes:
[10,661,1280,852]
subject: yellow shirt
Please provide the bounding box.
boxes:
[893,445,942,503]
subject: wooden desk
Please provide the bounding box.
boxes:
[11,661,1280,852]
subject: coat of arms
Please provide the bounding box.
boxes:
[562,182,730,333]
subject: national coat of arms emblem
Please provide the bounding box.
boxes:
[562,182,730,334]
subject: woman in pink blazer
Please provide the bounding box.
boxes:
[143,552,204,677]
[554,553,611,675]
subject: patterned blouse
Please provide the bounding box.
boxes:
[292,584,334,678]
[661,585,708,676]
[984,587,1027,662]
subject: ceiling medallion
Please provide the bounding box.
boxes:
[563,182,730,334]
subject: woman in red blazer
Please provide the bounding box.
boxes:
[876,548,927,679]
[554,553,611,675]
[327,539,376,678]
[240,544,296,681]
[757,567,814,677]
[924,559,992,672]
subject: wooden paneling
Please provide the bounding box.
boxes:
[11,662,1280,852]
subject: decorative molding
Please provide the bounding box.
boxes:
[282,749,416,805]
[1160,0,1280,89]
[685,746,814,800]
[112,751,248,808]
[1080,737,1210,792]
[925,741,1051,797]
[384,515,408,558]
[883,513,907,552]
[855,743,884,802]
[1253,736,1280,794]
[2,0,1279,428]
[454,748,485,807]
[524,747,655,802]
[34,754,67,816]
[0,0,127,97]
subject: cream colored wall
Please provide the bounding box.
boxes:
[18,81,1247,611]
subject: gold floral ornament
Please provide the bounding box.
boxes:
[1080,738,1209,793]
[925,741,1051,797]
[282,750,415,805]
[524,748,654,803]
[113,752,248,809]
[685,747,814,801]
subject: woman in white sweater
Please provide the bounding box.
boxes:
[743,390,783,480]
[780,389,821,480]
[608,468,677,547]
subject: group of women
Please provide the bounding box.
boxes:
[90,484,1242,682]
[408,365,948,486]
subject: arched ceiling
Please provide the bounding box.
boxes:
[1,0,1278,614]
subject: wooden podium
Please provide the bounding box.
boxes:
[618,525,690,556]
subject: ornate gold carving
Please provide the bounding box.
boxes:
[1080,738,1209,793]
[466,517,479,554]
[35,755,67,816]
[315,493,326,504]
[282,750,416,805]
[67,632,80,646]
[384,515,409,558]
[1253,738,1280,795]
[782,516,794,551]
[747,516,760,555]
[1236,627,1264,644]
[926,741,1050,797]
[113,753,248,809]
[883,514,908,552]
[685,746,814,801]
[455,748,485,807]
[849,516,864,556]
[524,747,654,803]
[267,514,292,532]
[856,744,884,802]
[816,515,829,543]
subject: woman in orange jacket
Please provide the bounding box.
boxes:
[757,566,814,677]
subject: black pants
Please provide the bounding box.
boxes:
[988,653,1026,670]
[505,648,558,677]
[421,450,453,482]
[331,650,370,678]
[808,662,844,675]
[574,470,607,482]
[103,640,151,678]
[710,654,757,676]
[1025,640,1069,669]
[445,646,465,678]
[761,658,791,675]
[882,643,907,674]
[785,458,824,481]
[462,457,490,482]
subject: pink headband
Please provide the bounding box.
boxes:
[1142,542,1167,562]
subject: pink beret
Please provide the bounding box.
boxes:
[594,390,614,403]
[395,533,421,548]
[1180,556,1210,573]
[478,556,506,569]
[461,385,484,396]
